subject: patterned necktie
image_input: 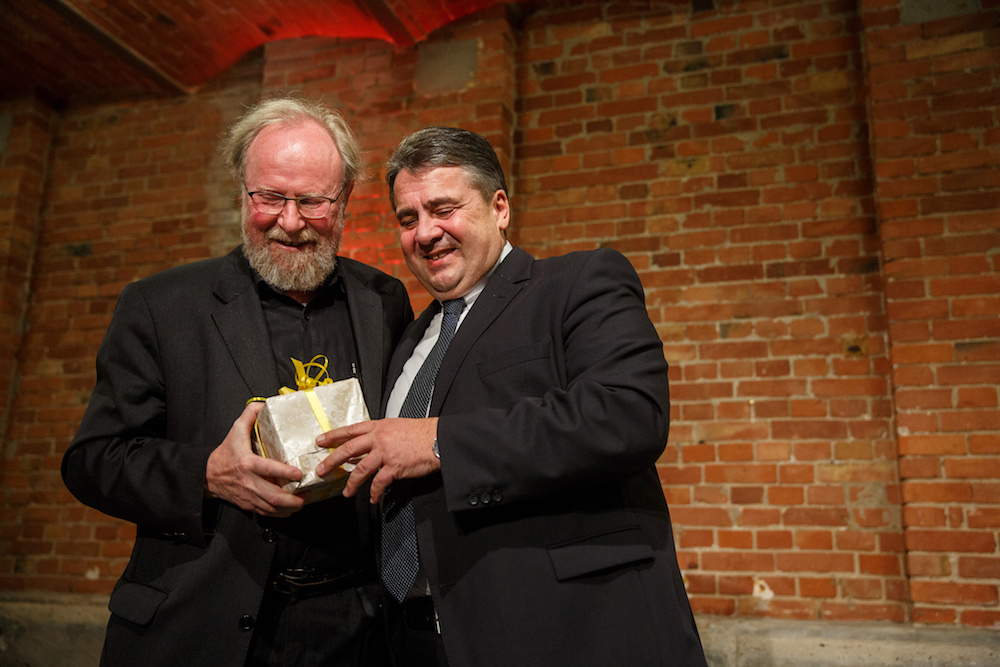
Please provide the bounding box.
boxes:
[381,297,466,602]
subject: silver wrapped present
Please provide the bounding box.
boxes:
[253,358,369,504]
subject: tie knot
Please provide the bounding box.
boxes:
[442,298,465,317]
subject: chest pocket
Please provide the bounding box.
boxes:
[476,341,551,378]
[474,341,554,401]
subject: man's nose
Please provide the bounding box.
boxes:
[413,215,441,245]
[276,199,306,234]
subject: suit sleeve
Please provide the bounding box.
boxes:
[62,282,213,542]
[436,249,669,511]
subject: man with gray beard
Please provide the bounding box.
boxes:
[63,97,413,667]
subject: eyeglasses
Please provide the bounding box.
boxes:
[244,185,343,219]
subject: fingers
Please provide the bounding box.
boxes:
[368,467,395,504]
[316,419,374,448]
[316,439,379,498]
[254,483,305,517]
[315,435,367,476]
[315,420,378,476]
[253,455,303,483]
[343,449,385,499]
[206,402,306,516]
[314,417,439,502]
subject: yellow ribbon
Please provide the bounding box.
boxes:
[278,355,334,433]
[249,356,336,459]
[280,356,335,394]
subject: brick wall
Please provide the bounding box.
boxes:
[0,97,57,440]
[0,96,58,588]
[515,0,903,623]
[0,0,997,630]
[0,57,262,592]
[862,0,1000,627]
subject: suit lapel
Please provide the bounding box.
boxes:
[210,250,279,397]
[429,247,532,415]
[342,266,386,415]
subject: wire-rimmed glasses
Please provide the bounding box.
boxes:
[244,185,342,219]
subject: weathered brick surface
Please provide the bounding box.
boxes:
[863,0,1000,628]
[0,56,262,593]
[0,97,57,444]
[512,0,903,622]
[0,0,997,631]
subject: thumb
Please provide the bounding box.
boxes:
[239,400,266,423]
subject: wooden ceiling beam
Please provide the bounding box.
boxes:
[38,0,194,95]
[356,0,417,47]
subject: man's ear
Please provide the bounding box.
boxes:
[493,189,510,233]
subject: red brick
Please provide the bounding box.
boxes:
[903,481,973,503]
[911,581,999,606]
[776,553,854,573]
[907,530,996,553]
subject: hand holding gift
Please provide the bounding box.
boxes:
[205,400,305,517]
[251,356,370,504]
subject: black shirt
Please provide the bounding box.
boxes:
[255,267,368,577]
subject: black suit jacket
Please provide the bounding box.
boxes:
[386,247,705,666]
[62,248,412,666]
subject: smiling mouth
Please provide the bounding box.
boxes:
[270,240,315,256]
[269,233,314,248]
[425,248,453,261]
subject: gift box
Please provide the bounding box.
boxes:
[252,356,369,504]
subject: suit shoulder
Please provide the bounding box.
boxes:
[338,257,407,295]
[534,247,636,277]
[122,254,232,298]
[528,249,645,305]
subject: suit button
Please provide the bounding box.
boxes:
[240,614,254,631]
[492,490,503,503]
[262,528,275,543]
[468,493,479,506]
[480,491,492,505]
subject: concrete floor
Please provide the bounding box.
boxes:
[2,592,999,666]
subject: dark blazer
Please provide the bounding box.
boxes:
[62,247,412,666]
[388,246,705,666]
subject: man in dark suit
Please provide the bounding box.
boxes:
[62,98,413,666]
[317,127,706,666]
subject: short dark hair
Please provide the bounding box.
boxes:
[385,127,507,210]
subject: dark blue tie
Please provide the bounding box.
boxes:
[381,298,466,602]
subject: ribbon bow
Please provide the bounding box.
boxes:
[279,355,335,394]
[248,356,337,459]
[278,355,334,433]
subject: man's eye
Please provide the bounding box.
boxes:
[298,197,326,208]
[399,217,416,228]
[435,208,455,218]
[258,193,284,205]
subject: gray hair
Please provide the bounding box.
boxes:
[223,97,365,187]
[385,127,507,210]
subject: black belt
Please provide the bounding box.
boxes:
[401,596,440,633]
[272,567,374,597]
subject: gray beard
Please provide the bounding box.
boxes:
[241,219,342,294]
